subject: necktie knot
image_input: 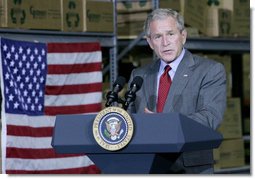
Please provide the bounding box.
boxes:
[164,65,171,73]
[162,65,171,78]
[162,65,171,81]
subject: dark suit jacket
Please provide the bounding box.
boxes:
[127,50,227,173]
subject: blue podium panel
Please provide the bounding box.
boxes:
[88,154,155,174]
[51,112,222,173]
[52,113,222,154]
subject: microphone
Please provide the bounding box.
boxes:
[123,76,143,110]
[105,76,126,107]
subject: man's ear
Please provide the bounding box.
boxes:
[181,29,187,45]
[146,37,154,50]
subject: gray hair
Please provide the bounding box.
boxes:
[144,8,185,37]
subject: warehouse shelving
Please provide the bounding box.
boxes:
[118,36,250,52]
[214,165,250,174]
[0,28,115,46]
[0,12,115,46]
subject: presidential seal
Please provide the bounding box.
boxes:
[93,106,134,151]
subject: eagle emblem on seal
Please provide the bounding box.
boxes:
[104,117,124,141]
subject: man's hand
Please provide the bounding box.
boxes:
[144,107,154,113]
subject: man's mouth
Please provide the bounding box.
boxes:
[162,49,172,53]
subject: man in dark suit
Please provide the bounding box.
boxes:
[127,8,227,174]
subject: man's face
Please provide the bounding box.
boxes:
[146,16,187,63]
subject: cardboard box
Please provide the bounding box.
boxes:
[184,0,232,37]
[0,0,61,30]
[117,0,152,13]
[117,10,148,37]
[159,0,184,16]
[117,0,151,37]
[231,0,250,37]
[214,138,245,169]
[118,21,144,38]
[62,0,113,32]
[211,8,232,37]
[0,0,22,28]
[186,27,200,37]
[217,98,242,139]
[27,0,61,30]
[117,11,148,24]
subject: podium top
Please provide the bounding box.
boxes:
[52,112,222,154]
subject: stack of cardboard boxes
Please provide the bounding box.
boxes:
[184,0,249,37]
[0,0,113,33]
[117,0,249,38]
[117,0,152,38]
[213,97,246,170]
[62,0,113,32]
[203,53,248,170]
[0,0,249,37]
[117,0,184,38]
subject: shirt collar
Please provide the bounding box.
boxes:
[159,48,185,74]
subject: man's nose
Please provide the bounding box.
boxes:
[162,35,170,46]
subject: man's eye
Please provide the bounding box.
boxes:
[153,35,161,39]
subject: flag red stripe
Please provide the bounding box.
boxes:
[44,103,102,116]
[6,165,101,174]
[6,147,84,159]
[47,63,102,74]
[47,42,101,53]
[45,83,102,95]
[7,125,53,137]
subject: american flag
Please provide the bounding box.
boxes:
[0,38,102,174]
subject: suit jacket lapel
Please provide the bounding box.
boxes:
[163,50,195,112]
[144,60,160,112]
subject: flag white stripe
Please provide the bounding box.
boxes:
[45,92,102,106]
[5,113,97,127]
[47,51,102,65]
[7,136,52,148]
[5,114,56,127]
[6,156,95,170]
[46,72,102,86]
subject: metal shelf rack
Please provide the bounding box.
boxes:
[0,28,115,46]
[118,36,250,53]
[214,165,250,174]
